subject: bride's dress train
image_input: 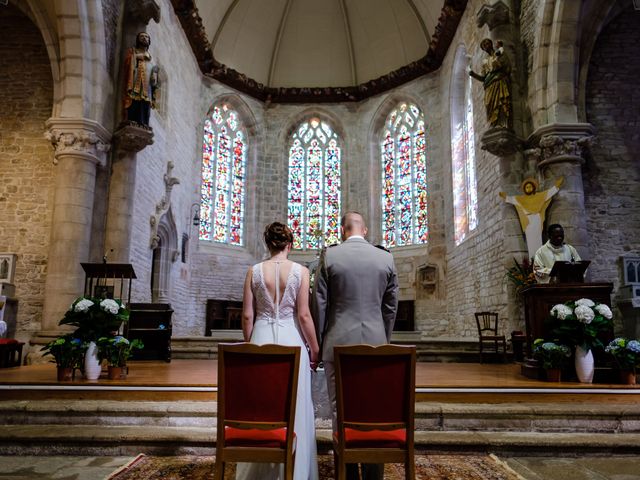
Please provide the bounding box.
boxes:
[235,261,318,480]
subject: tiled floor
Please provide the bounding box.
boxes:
[0,455,640,479]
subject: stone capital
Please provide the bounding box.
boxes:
[528,123,596,168]
[477,1,510,30]
[480,127,522,156]
[45,118,111,166]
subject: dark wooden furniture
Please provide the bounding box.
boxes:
[215,343,300,480]
[80,263,136,303]
[394,300,415,332]
[333,344,416,480]
[474,312,507,363]
[0,338,24,368]
[521,283,614,358]
[126,303,173,362]
[205,300,243,334]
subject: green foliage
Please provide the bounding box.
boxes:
[40,334,86,369]
[97,335,143,367]
[532,338,571,369]
[605,338,640,372]
[59,297,130,342]
[505,257,536,294]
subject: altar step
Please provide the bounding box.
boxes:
[171,335,492,363]
[1,400,639,455]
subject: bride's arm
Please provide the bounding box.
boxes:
[297,268,320,363]
[241,267,255,341]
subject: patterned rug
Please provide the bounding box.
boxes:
[107,453,524,479]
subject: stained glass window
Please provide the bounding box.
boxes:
[380,103,428,247]
[199,104,247,244]
[287,118,341,249]
[451,71,478,245]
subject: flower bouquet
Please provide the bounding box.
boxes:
[547,299,613,352]
[605,337,640,384]
[505,258,536,293]
[59,297,130,341]
[97,335,143,379]
[41,334,86,380]
[532,338,571,381]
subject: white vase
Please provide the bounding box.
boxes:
[575,345,594,383]
[84,341,102,380]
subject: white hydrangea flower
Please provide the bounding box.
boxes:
[551,304,572,320]
[74,299,94,313]
[594,304,613,320]
[100,299,120,315]
[575,298,595,308]
[574,305,595,324]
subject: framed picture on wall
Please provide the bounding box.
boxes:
[0,254,17,284]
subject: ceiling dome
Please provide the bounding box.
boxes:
[174,0,466,102]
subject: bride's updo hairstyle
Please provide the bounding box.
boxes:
[264,222,294,253]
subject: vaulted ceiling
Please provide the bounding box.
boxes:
[174,0,468,102]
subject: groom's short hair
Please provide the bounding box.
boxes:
[341,211,366,231]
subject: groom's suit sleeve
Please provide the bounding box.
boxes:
[311,249,329,352]
[382,261,399,342]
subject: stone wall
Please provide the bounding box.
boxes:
[0,5,54,338]
[584,6,640,311]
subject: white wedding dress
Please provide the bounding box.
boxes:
[235,261,319,480]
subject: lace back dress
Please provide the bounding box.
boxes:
[235,261,319,480]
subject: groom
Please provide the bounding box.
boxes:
[312,211,398,480]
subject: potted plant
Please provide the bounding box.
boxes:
[41,334,86,381]
[532,338,571,381]
[505,257,536,294]
[97,335,143,379]
[605,337,640,385]
[547,298,613,383]
[58,297,130,380]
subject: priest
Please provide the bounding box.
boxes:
[533,224,581,283]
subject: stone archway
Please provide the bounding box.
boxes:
[151,209,178,303]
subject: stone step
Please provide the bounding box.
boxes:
[2,400,640,433]
[1,425,640,456]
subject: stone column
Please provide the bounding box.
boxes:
[530,123,595,258]
[41,118,111,331]
[104,124,154,262]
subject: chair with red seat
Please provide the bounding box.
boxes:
[215,343,300,480]
[333,344,416,480]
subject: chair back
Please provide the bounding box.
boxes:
[218,342,300,424]
[475,311,499,336]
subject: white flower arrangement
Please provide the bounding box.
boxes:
[575,298,595,308]
[100,299,121,315]
[551,304,573,320]
[594,304,613,320]
[74,299,94,313]
[574,305,595,324]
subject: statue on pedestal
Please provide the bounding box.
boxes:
[123,32,159,128]
[469,38,512,129]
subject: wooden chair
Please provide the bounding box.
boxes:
[333,344,416,480]
[215,343,300,480]
[474,311,507,363]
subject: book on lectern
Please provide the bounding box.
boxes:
[549,260,590,283]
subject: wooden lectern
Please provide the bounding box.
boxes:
[80,263,136,304]
[521,282,613,378]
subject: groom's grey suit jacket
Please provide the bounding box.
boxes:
[312,237,398,362]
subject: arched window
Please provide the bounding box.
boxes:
[380,103,428,247]
[287,118,341,250]
[199,104,247,245]
[451,50,478,245]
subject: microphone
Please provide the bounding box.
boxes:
[103,249,114,264]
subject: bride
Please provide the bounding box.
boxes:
[236,222,320,480]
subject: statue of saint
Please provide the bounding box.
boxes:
[500,177,563,259]
[469,39,512,129]
[123,32,159,127]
